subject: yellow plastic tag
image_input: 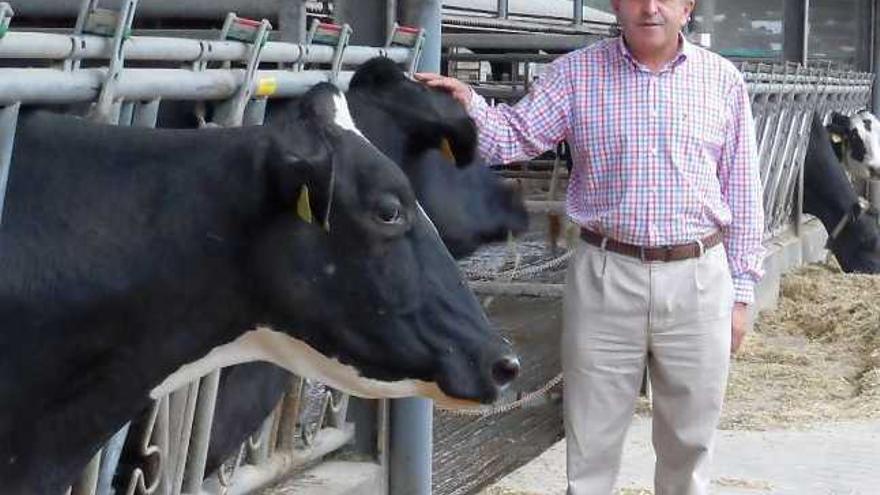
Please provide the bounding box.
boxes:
[256,77,278,97]
[830,133,844,144]
[440,138,455,163]
[296,185,313,224]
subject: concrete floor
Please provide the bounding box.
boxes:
[483,415,880,495]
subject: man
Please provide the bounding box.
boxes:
[417,0,764,494]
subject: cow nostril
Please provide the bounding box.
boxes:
[491,355,520,387]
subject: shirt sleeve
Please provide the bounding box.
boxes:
[718,75,765,304]
[466,57,572,165]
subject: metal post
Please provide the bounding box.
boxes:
[335,0,390,46]
[390,3,440,492]
[182,370,221,493]
[71,449,101,495]
[95,423,131,495]
[869,180,880,220]
[0,102,19,226]
[497,0,508,19]
[783,0,809,65]
[399,0,441,74]
[692,0,715,48]
[278,0,308,43]
[573,0,583,26]
[873,0,880,115]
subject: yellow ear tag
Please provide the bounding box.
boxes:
[830,133,844,144]
[440,138,456,163]
[296,185,314,224]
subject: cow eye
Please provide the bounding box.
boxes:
[375,195,403,224]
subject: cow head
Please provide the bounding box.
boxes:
[826,202,880,273]
[348,56,477,166]
[345,57,529,257]
[827,110,880,180]
[250,84,519,406]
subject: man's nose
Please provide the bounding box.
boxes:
[642,0,660,16]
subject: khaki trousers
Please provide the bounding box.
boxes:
[562,239,734,495]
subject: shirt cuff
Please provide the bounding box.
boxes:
[732,277,755,305]
[467,87,489,115]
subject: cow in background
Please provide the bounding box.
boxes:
[804,113,880,273]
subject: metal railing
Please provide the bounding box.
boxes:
[741,62,874,236]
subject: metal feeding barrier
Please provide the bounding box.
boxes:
[0,0,427,493]
[741,62,874,236]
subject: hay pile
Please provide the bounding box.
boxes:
[721,261,880,430]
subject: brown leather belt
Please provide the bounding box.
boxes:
[580,228,723,262]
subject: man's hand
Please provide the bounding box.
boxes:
[414,73,474,109]
[731,302,751,355]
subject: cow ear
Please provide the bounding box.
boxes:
[270,122,334,232]
[348,57,406,90]
[299,83,341,129]
[350,57,478,167]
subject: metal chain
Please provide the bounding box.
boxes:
[436,372,563,417]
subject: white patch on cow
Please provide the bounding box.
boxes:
[150,327,481,410]
[849,111,880,178]
[331,92,364,138]
[416,201,441,238]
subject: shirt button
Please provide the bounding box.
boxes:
[650,109,658,118]
[649,147,658,156]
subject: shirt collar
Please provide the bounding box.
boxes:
[616,33,691,73]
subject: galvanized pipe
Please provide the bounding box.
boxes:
[201,425,356,495]
[0,68,362,104]
[782,0,809,65]
[873,0,880,115]
[0,32,411,65]
[869,180,880,222]
[182,370,221,494]
[71,449,101,495]
[95,422,131,495]
[497,0,509,19]
[14,0,293,20]
[278,0,308,43]
[573,0,583,25]
[0,102,19,226]
[391,4,441,493]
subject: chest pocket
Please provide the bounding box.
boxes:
[676,102,725,156]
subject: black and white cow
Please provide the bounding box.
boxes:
[123,57,529,481]
[0,84,519,493]
[804,113,880,272]
[827,110,880,181]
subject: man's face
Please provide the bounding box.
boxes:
[611,0,694,56]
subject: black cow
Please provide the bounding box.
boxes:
[804,113,880,272]
[117,58,529,482]
[0,84,519,493]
